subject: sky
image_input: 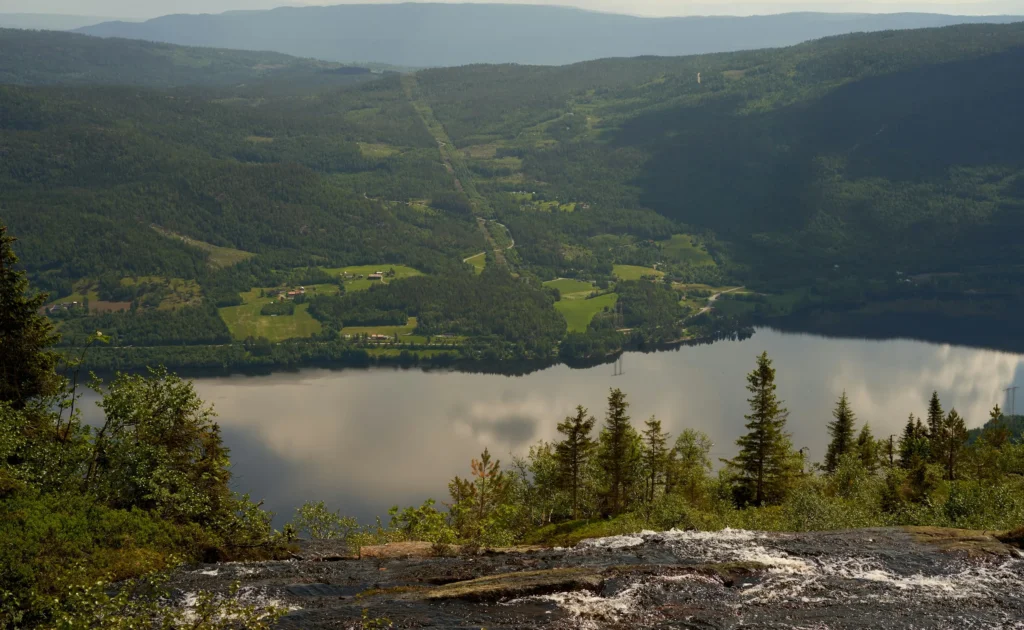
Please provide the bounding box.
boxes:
[2,0,1023,20]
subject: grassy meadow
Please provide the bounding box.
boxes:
[219,289,322,341]
[556,293,618,332]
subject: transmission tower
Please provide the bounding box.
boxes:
[1005,386,1019,417]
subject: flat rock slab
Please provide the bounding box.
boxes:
[426,567,602,601]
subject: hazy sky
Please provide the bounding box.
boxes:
[3,0,1023,20]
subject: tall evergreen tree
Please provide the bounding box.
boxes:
[981,404,1010,449]
[597,388,640,515]
[898,414,928,468]
[935,409,968,481]
[856,423,879,474]
[641,416,670,503]
[554,405,597,519]
[824,391,856,473]
[725,352,795,506]
[926,391,944,459]
[0,224,60,409]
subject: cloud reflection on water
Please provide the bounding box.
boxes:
[121,330,1024,524]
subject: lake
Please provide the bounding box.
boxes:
[80,328,1024,525]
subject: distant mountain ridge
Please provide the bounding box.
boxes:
[0,13,120,31]
[77,3,1024,67]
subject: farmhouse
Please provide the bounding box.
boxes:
[368,273,384,281]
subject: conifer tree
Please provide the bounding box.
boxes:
[824,391,856,473]
[725,352,795,506]
[449,448,510,540]
[597,388,640,515]
[926,391,944,459]
[898,414,928,468]
[935,409,968,481]
[0,224,60,409]
[554,405,596,519]
[641,416,670,503]
[856,423,879,474]
[981,404,1010,449]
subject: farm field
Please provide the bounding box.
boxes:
[321,265,423,292]
[341,317,419,339]
[556,293,618,333]
[219,289,322,341]
[152,227,255,268]
[465,253,486,274]
[660,234,716,266]
[613,265,664,281]
[544,278,594,297]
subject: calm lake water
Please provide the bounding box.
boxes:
[81,329,1024,525]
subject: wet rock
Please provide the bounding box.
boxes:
[426,567,603,601]
[905,526,1020,558]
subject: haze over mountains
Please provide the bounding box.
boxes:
[77,3,1024,66]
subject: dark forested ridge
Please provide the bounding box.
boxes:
[0,28,379,88]
[76,4,1023,67]
[4,24,1024,370]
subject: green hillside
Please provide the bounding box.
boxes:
[4,24,1024,367]
[415,23,1024,288]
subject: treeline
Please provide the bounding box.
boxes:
[308,267,567,358]
[381,352,1023,547]
[56,304,232,348]
[0,225,293,627]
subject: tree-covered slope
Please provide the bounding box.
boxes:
[77,4,1023,67]
[415,23,1024,285]
[0,28,375,88]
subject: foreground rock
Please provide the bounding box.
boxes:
[167,527,1024,629]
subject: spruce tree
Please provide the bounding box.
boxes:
[554,405,597,519]
[726,352,795,506]
[0,224,60,409]
[641,416,670,503]
[824,391,856,473]
[926,391,944,459]
[898,414,927,468]
[856,423,879,474]
[936,409,968,481]
[597,388,640,515]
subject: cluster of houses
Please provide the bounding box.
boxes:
[266,287,306,301]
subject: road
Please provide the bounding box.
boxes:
[695,286,744,317]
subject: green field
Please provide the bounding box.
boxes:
[465,253,486,274]
[152,227,255,268]
[660,234,716,266]
[556,293,618,332]
[341,317,419,339]
[219,289,322,341]
[320,265,423,292]
[544,278,594,297]
[613,265,665,281]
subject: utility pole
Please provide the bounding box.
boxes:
[612,354,624,377]
[1005,386,1019,417]
[887,435,895,467]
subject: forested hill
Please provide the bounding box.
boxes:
[413,22,1024,285]
[0,28,376,88]
[77,4,1023,67]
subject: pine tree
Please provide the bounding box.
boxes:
[725,352,795,506]
[856,423,879,474]
[641,416,670,503]
[449,448,510,540]
[554,405,597,519]
[0,224,60,409]
[935,409,968,481]
[597,388,640,515]
[898,414,927,468]
[981,404,1010,449]
[824,391,856,473]
[926,391,944,459]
